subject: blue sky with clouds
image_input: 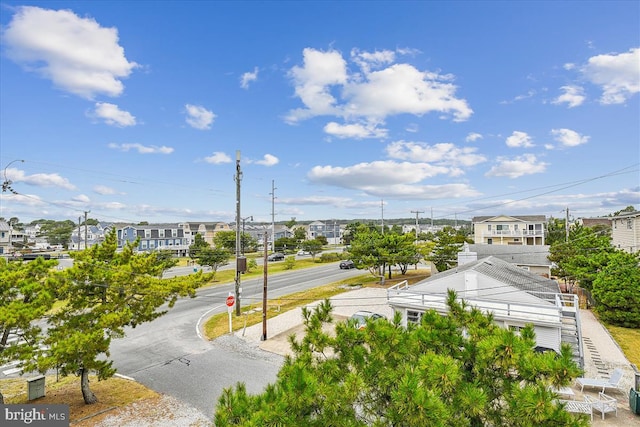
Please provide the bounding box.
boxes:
[1,1,638,225]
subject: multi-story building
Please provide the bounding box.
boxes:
[0,220,11,254]
[118,223,190,256]
[307,221,341,244]
[181,222,231,247]
[472,215,546,245]
[611,210,639,253]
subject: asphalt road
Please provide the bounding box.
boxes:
[109,262,363,419]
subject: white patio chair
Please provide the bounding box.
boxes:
[559,399,592,421]
[585,392,617,420]
[575,368,624,393]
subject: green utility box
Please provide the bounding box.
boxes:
[27,375,46,400]
[630,388,640,415]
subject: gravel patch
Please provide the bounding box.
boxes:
[84,394,210,427]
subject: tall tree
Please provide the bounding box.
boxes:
[38,220,75,248]
[213,230,256,253]
[0,257,57,404]
[197,247,231,280]
[215,293,585,426]
[592,250,640,328]
[548,224,613,290]
[293,227,307,244]
[301,239,323,260]
[189,233,210,260]
[427,226,471,272]
[31,229,206,404]
[383,233,420,276]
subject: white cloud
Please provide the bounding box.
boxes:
[308,160,450,188]
[185,104,215,130]
[285,47,472,128]
[581,47,640,104]
[385,141,486,168]
[350,48,396,73]
[485,154,547,178]
[108,143,173,154]
[286,48,348,122]
[307,160,479,200]
[204,152,232,164]
[343,63,472,122]
[324,121,388,139]
[240,67,258,89]
[93,185,118,195]
[505,131,535,148]
[550,128,590,147]
[6,167,76,190]
[92,102,136,126]
[72,194,91,203]
[2,6,138,99]
[254,154,279,166]
[465,132,483,142]
[278,195,380,209]
[552,85,586,108]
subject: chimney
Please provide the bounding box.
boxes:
[458,242,477,266]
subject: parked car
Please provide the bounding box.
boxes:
[349,310,385,330]
[267,252,285,261]
[339,260,355,269]
[297,250,310,256]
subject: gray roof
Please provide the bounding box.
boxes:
[416,256,560,301]
[466,244,551,266]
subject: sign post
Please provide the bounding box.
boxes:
[226,293,235,334]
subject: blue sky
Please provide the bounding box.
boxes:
[1,1,638,226]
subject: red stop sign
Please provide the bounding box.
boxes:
[226,295,235,307]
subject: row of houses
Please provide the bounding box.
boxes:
[1,212,638,255]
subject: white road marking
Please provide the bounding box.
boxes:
[196,305,224,340]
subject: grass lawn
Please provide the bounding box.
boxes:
[202,269,431,340]
[1,374,159,425]
[605,323,640,368]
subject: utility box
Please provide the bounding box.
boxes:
[27,375,45,400]
[237,256,247,273]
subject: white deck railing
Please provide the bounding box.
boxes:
[387,281,579,326]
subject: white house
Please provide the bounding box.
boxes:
[472,215,546,245]
[387,256,583,366]
[611,210,639,253]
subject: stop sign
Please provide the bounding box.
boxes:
[226,295,235,307]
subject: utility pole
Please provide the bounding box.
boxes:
[411,210,424,242]
[77,217,81,251]
[431,207,434,229]
[270,180,276,250]
[262,232,268,341]
[234,151,242,316]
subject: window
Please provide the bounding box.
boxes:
[407,310,423,324]
[159,229,165,238]
[628,219,633,229]
[508,324,522,335]
[145,230,151,238]
[172,229,178,237]
[487,238,493,244]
